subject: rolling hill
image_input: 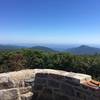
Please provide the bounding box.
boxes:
[30,46,56,52]
[66,45,100,55]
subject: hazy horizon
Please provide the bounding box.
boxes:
[1,43,100,50]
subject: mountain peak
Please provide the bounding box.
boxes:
[79,45,89,48]
[66,45,100,55]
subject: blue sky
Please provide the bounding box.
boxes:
[0,0,100,45]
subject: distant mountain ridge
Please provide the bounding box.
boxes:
[0,45,56,52]
[1,44,100,55]
[66,45,100,55]
[0,45,25,51]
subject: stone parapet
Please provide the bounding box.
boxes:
[0,69,99,100]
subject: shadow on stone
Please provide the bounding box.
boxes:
[31,73,71,100]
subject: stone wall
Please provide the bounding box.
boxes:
[0,69,100,100]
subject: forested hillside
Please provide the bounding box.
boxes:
[30,46,56,52]
[0,49,100,81]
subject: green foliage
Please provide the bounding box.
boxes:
[0,49,100,81]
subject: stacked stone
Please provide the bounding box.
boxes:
[32,69,94,100]
[0,70,34,100]
[0,69,100,100]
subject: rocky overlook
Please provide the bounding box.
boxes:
[0,69,100,100]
